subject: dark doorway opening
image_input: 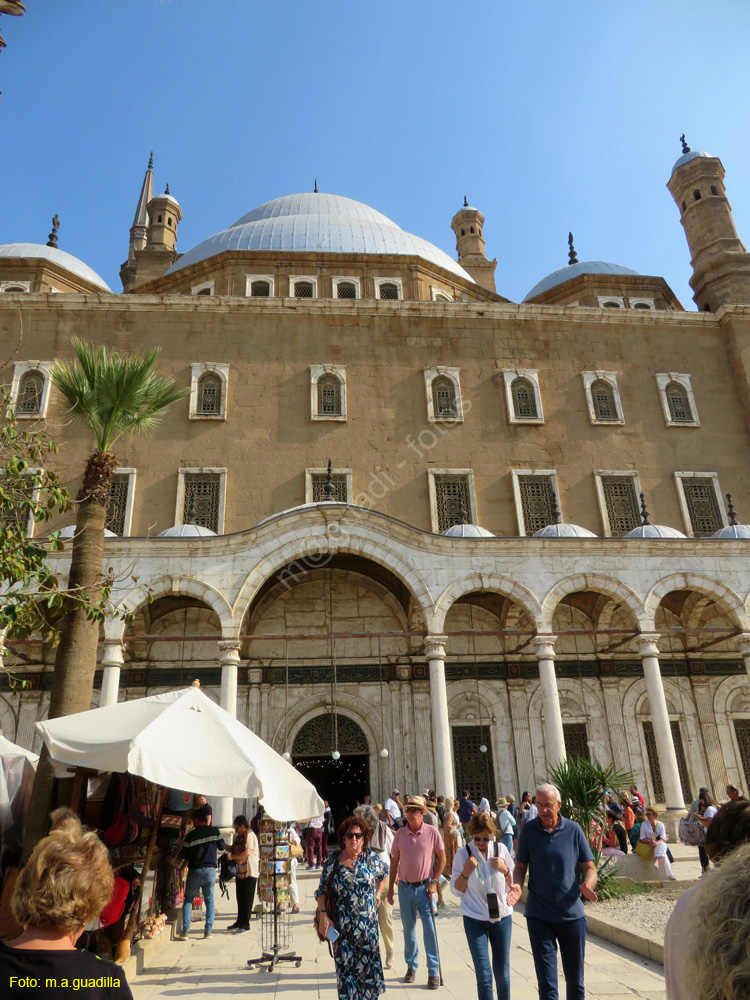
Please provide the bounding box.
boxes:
[293,754,370,835]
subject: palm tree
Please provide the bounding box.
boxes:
[23,338,188,854]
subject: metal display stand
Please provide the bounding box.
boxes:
[247,818,301,972]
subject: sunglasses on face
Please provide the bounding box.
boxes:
[472,836,491,842]
[345,831,364,840]
[406,807,422,813]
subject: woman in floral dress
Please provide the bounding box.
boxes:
[315,815,389,1000]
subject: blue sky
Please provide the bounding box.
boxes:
[2,1,749,303]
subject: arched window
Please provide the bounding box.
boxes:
[511,377,538,419]
[378,282,399,300]
[197,373,222,415]
[196,287,211,296]
[602,300,622,309]
[317,374,342,416]
[294,280,314,298]
[432,376,457,418]
[591,379,618,420]
[3,285,28,293]
[336,282,357,299]
[250,280,270,297]
[16,370,44,415]
[665,381,693,422]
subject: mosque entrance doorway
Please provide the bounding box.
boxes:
[452,726,496,804]
[293,714,370,834]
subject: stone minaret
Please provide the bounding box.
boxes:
[120,152,154,292]
[129,184,183,289]
[450,197,497,292]
[667,137,750,312]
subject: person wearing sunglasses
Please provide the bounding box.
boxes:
[314,816,388,1000]
[451,811,520,1000]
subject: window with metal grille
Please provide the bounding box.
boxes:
[182,474,221,532]
[197,373,222,415]
[563,723,590,760]
[317,375,342,416]
[293,281,314,298]
[106,475,130,536]
[643,720,691,802]
[666,382,693,422]
[511,378,537,419]
[601,476,640,535]
[681,478,723,536]
[733,720,750,792]
[431,376,458,418]
[16,371,44,415]
[591,380,618,420]
[337,282,356,299]
[452,727,496,804]
[378,282,399,300]
[250,280,270,297]
[434,475,470,531]
[293,714,368,756]
[517,475,555,535]
[311,473,348,503]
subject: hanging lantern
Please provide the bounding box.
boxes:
[332,750,341,761]
[380,748,389,758]
[283,751,291,760]
[479,744,488,754]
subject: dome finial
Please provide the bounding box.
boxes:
[463,195,468,208]
[165,182,170,195]
[314,179,318,194]
[727,492,739,526]
[680,134,691,155]
[567,232,578,266]
[323,458,335,500]
[148,150,153,170]
[639,492,651,526]
[46,214,60,248]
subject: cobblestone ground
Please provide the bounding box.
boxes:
[130,865,670,1000]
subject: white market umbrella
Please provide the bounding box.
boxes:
[35,686,324,822]
[0,734,39,862]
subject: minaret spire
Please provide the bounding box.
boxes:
[120,152,155,291]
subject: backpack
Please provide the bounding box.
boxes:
[219,853,238,898]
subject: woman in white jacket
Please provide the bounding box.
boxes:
[640,806,676,880]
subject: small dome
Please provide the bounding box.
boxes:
[441,522,495,538]
[624,524,687,539]
[671,149,713,176]
[156,523,217,538]
[0,243,111,291]
[524,260,641,302]
[151,191,181,210]
[711,524,750,539]
[533,522,597,538]
[59,524,117,538]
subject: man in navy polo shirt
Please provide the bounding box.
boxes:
[511,783,597,1000]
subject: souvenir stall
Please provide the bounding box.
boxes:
[35,682,324,961]
[0,736,39,938]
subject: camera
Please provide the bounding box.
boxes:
[486,892,500,920]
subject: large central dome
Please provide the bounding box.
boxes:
[167,192,473,282]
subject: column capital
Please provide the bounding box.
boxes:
[600,675,621,687]
[532,634,557,658]
[637,633,661,657]
[737,632,750,656]
[424,635,447,660]
[218,639,242,664]
[101,639,125,667]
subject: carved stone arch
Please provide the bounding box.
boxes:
[714,675,750,720]
[432,574,541,635]
[539,574,644,633]
[233,532,432,633]
[116,576,237,640]
[644,574,745,631]
[271,690,384,758]
[713,675,750,791]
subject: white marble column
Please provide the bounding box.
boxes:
[215,640,242,829]
[532,635,566,766]
[638,634,684,810]
[100,640,125,707]
[425,635,454,796]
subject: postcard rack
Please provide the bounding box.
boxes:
[247,816,301,972]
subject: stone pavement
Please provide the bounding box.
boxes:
[130,867,668,1000]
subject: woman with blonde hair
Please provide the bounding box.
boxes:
[49,805,83,834]
[443,796,461,877]
[0,828,133,997]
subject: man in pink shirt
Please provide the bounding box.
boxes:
[387,795,446,990]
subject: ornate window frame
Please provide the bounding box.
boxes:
[305,467,353,504]
[189,363,229,421]
[597,296,625,309]
[289,276,318,299]
[427,468,477,533]
[175,467,227,534]
[502,369,544,424]
[674,471,727,537]
[593,470,642,536]
[11,361,53,419]
[424,367,463,423]
[0,465,39,536]
[655,373,700,428]
[581,370,624,425]
[106,468,136,537]
[430,287,453,302]
[374,278,403,301]
[245,274,275,298]
[1,281,31,293]
[191,279,215,296]
[630,297,655,310]
[332,277,360,300]
[310,364,347,421]
[510,468,561,536]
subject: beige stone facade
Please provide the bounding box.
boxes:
[2,150,750,823]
